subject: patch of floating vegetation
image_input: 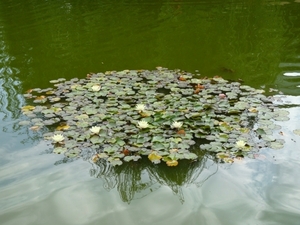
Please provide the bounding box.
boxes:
[20,67,289,166]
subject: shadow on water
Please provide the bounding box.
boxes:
[88,154,218,203]
[1,0,300,224]
[0,15,43,152]
[50,141,218,204]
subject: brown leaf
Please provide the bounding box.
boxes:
[178,76,186,81]
[177,129,185,135]
[122,148,130,156]
[35,95,46,100]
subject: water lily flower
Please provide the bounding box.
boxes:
[52,134,65,143]
[236,140,246,148]
[171,121,183,129]
[91,85,101,92]
[135,104,146,112]
[90,126,101,134]
[137,120,149,129]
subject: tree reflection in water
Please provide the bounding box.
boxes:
[89,153,218,203]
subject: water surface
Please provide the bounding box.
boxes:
[1,1,300,224]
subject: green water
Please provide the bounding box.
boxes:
[1,1,300,224]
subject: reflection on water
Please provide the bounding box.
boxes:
[0,16,40,152]
[90,155,217,203]
[1,0,300,224]
[0,0,299,90]
[0,23,22,122]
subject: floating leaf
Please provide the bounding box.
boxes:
[124,155,141,162]
[151,142,165,151]
[108,158,123,166]
[29,125,41,131]
[166,160,178,166]
[182,152,197,160]
[56,124,70,131]
[269,141,284,149]
[53,147,67,154]
[49,79,59,83]
[223,158,234,163]
[256,128,266,136]
[148,151,162,163]
[293,129,300,136]
[65,148,81,158]
[19,120,31,126]
[21,105,35,112]
[262,135,276,142]
[216,152,230,159]
[19,68,290,165]
[98,153,109,158]
[50,97,61,102]
[90,136,104,144]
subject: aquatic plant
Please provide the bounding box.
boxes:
[137,120,149,129]
[135,104,146,112]
[171,121,183,129]
[20,68,289,166]
[52,134,64,143]
[90,126,101,134]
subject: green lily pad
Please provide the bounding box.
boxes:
[124,155,141,162]
[53,147,67,154]
[65,148,81,158]
[20,68,290,165]
[269,140,284,149]
[19,120,31,126]
[90,136,104,144]
[216,152,230,159]
[293,129,300,136]
[108,158,123,166]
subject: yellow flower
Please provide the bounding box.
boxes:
[52,134,65,143]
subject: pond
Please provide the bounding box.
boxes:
[1,0,300,224]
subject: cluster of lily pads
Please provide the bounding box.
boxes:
[20,67,288,165]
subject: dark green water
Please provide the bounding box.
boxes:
[1,1,300,225]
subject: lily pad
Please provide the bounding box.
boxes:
[108,158,123,166]
[20,68,290,166]
[148,151,162,163]
[19,120,31,126]
[269,140,284,149]
[53,147,67,154]
[293,129,300,136]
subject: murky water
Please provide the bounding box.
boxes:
[1,1,300,224]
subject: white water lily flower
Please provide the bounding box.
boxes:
[236,140,246,148]
[91,85,101,92]
[137,120,149,129]
[171,121,183,129]
[52,134,65,143]
[135,104,146,112]
[90,126,101,134]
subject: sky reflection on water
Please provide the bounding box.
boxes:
[1,0,300,224]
